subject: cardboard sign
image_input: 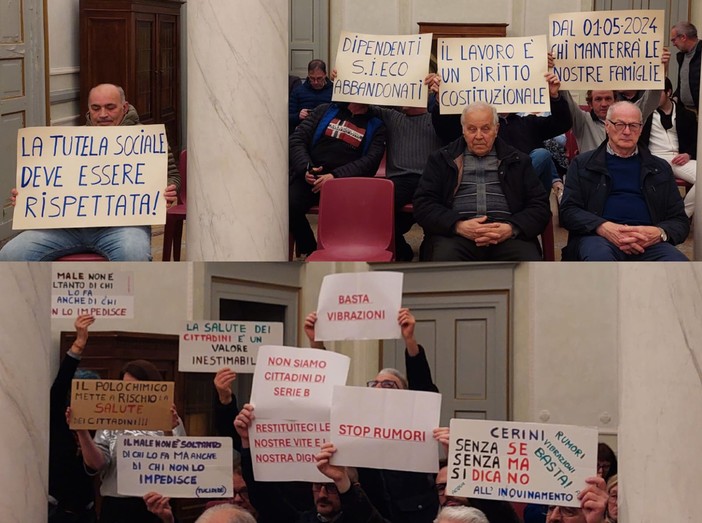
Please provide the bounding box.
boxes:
[178,321,284,373]
[315,272,403,341]
[438,35,549,114]
[446,419,598,507]
[69,379,174,431]
[51,269,134,318]
[14,124,168,229]
[330,385,441,473]
[333,31,432,107]
[549,10,665,89]
[249,419,330,482]
[250,345,350,420]
[117,435,233,498]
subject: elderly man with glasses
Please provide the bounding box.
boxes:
[560,101,689,261]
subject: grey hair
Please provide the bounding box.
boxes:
[460,101,498,127]
[195,504,256,523]
[673,21,697,39]
[605,100,642,122]
[378,367,408,389]
[434,506,489,523]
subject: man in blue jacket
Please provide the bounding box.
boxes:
[560,101,689,261]
[289,60,334,134]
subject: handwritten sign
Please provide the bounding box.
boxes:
[549,10,665,89]
[315,271,403,341]
[446,419,597,507]
[330,385,441,473]
[69,379,174,431]
[438,36,549,114]
[333,31,432,107]
[14,125,168,229]
[51,269,134,318]
[250,345,350,420]
[249,419,330,482]
[179,321,284,373]
[117,435,233,498]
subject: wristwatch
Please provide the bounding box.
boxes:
[658,227,668,243]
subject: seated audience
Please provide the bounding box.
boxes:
[561,49,669,154]
[639,77,697,217]
[288,102,386,258]
[49,314,99,523]
[560,101,689,261]
[289,59,334,134]
[605,475,618,523]
[431,73,571,196]
[435,506,489,523]
[414,101,551,262]
[0,83,180,261]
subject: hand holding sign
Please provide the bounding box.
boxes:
[304,312,325,349]
[143,492,174,523]
[213,368,237,405]
[73,314,95,352]
[234,404,256,448]
[315,442,352,494]
[578,476,608,522]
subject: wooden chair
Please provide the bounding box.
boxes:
[162,150,187,261]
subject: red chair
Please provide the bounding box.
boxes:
[541,215,556,261]
[162,150,187,261]
[55,253,108,261]
[307,178,395,261]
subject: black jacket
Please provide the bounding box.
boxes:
[431,94,573,150]
[560,141,690,256]
[674,43,702,109]
[413,137,551,241]
[639,101,698,158]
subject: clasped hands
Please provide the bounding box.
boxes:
[455,216,514,247]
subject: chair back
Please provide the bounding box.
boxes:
[178,149,187,205]
[315,177,394,257]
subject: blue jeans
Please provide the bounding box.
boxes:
[0,226,152,261]
[530,148,559,194]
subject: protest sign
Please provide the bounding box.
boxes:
[315,271,403,341]
[437,35,549,114]
[14,124,168,229]
[549,10,665,89]
[333,31,432,107]
[117,435,233,498]
[51,269,134,318]
[69,379,174,431]
[446,419,597,507]
[249,419,330,482]
[330,385,441,473]
[250,345,350,420]
[178,320,284,373]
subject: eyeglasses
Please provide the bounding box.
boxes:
[366,379,399,389]
[671,34,684,42]
[546,506,581,517]
[597,461,611,473]
[607,120,643,132]
[435,482,447,494]
[312,482,339,494]
[232,487,249,500]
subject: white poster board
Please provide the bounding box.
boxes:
[446,419,598,507]
[178,321,284,373]
[438,35,549,114]
[333,31,432,107]
[249,420,330,482]
[315,271,403,341]
[51,269,134,318]
[549,10,665,89]
[117,435,233,498]
[14,124,168,229]
[250,346,350,420]
[330,385,441,473]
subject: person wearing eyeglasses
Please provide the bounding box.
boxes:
[289,60,334,134]
[560,100,689,261]
[233,405,389,523]
[670,21,701,113]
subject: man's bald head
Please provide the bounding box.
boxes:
[88,84,128,126]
